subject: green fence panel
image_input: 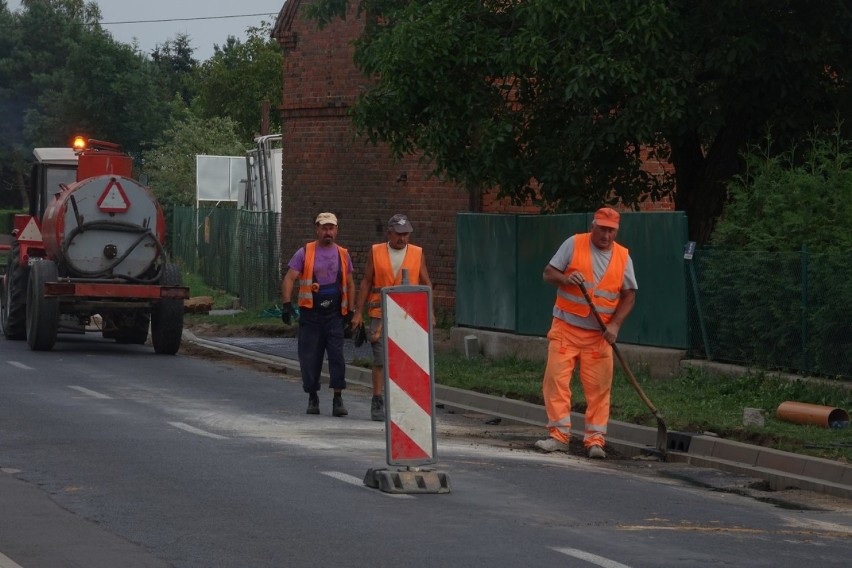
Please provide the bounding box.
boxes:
[458,211,689,349]
[171,206,281,311]
[515,214,588,336]
[688,247,852,378]
[616,211,689,348]
[455,213,518,330]
[171,207,198,272]
[233,209,281,310]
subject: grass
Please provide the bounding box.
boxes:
[433,352,852,463]
[180,268,289,330]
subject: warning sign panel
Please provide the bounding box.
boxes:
[17,217,42,243]
[97,179,131,213]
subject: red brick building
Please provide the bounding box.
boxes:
[272,1,672,311]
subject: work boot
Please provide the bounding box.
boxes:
[306,392,319,415]
[534,437,570,453]
[587,444,606,459]
[370,395,385,422]
[332,394,348,417]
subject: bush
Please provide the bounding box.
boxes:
[694,133,852,376]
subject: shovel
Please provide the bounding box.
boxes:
[579,285,668,458]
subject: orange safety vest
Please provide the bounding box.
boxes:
[555,233,628,323]
[297,241,350,314]
[367,243,422,318]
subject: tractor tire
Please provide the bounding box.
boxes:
[26,259,59,351]
[2,241,30,340]
[151,263,184,355]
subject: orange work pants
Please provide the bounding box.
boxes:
[542,317,613,448]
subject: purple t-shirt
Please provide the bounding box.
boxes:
[288,244,354,286]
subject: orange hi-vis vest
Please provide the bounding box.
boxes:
[555,233,628,323]
[297,241,350,314]
[367,243,423,318]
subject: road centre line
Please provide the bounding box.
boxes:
[0,551,24,568]
[68,385,111,399]
[321,471,414,499]
[168,421,229,440]
[551,547,632,568]
[6,361,34,370]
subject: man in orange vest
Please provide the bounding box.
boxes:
[281,212,355,416]
[535,208,637,459]
[351,214,433,421]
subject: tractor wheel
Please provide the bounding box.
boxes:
[151,263,184,355]
[113,313,150,345]
[2,241,30,340]
[26,259,59,351]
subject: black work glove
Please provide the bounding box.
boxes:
[353,323,367,347]
[281,304,295,325]
[343,311,354,338]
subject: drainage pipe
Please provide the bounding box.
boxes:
[776,401,850,429]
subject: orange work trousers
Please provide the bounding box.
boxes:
[542,317,613,449]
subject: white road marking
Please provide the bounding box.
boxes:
[68,385,111,399]
[551,547,632,568]
[6,361,34,370]
[168,421,228,440]
[321,471,414,499]
[0,551,24,568]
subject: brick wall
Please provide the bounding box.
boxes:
[277,1,483,310]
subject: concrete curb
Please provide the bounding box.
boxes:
[182,330,852,500]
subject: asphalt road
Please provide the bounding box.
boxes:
[1,333,850,567]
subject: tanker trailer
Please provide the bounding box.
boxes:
[0,137,188,353]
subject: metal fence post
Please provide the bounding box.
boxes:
[801,244,809,371]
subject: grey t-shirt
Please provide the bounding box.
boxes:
[549,235,638,330]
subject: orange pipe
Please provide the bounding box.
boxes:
[776,401,850,429]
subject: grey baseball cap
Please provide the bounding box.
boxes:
[388,213,413,233]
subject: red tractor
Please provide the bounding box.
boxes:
[0,137,188,353]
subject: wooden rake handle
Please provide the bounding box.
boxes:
[578,284,661,416]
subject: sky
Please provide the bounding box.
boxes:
[7,0,284,61]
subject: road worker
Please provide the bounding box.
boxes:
[351,214,434,421]
[535,207,638,459]
[281,212,355,416]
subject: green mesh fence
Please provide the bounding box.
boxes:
[171,206,281,310]
[686,246,852,378]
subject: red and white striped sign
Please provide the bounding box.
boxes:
[382,286,436,466]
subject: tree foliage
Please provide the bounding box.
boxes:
[712,132,852,253]
[308,0,852,243]
[151,34,200,106]
[142,100,248,208]
[195,21,283,141]
[0,1,283,209]
[695,133,852,375]
[0,1,169,168]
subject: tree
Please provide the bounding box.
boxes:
[0,1,105,152]
[24,26,169,156]
[194,21,283,142]
[712,132,852,253]
[142,100,248,208]
[696,132,852,375]
[1,1,173,149]
[151,33,199,106]
[308,0,852,243]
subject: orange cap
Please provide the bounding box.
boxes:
[594,207,620,229]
